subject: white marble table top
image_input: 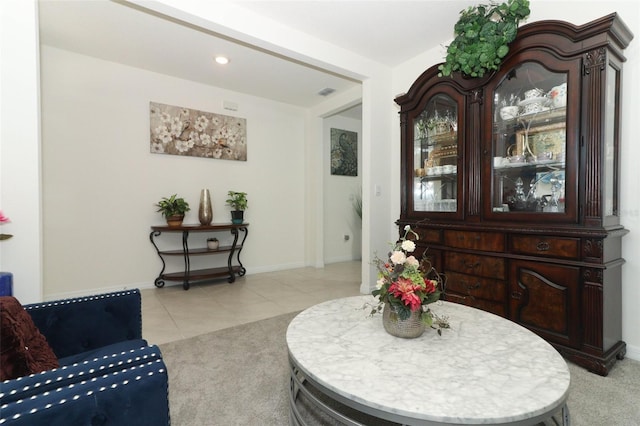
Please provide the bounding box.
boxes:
[286,295,570,425]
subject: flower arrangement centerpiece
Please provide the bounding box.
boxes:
[370,225,448,337]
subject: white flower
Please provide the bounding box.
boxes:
[170,118,184,137]
[200,133,212,146]
[150,142,165,153]
[401,240,416,253]
[406,256,419,267]
[376,278,385,289]
[390,250,406,265]
[404,225,411,231]
[175,140,191,153]
[187,131,200,145]
[154,126,172,144]
[195,115,209,132]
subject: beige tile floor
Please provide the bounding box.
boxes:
[141,261,363,345]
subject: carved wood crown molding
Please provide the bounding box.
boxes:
[470,89,483,105]
[584,48,607,74]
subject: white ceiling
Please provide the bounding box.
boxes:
[37,0,475,111]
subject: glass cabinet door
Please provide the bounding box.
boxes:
[491,62,567,214]
[412,94,458,213]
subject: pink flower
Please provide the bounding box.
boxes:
[405,256,419,267]
[0,210,13,241]
[423,279,437,294]
[389,278,423,311]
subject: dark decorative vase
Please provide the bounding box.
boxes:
[199,189,213,225]
[382,302,426,338]
[231,210,244,224]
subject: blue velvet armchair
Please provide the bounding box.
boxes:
[0,289,170,425]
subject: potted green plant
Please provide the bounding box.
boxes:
[438,0,530,78]
[225,191,248,224]
[155,194,190,227]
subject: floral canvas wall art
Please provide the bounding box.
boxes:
[330,128,357,176]
[150,102,247,161]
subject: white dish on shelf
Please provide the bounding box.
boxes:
[495,162,527,169]
[518,97,550,107]
[500,106,520,120]
[495,160,565,169]
[519,97,551,115]
[531,159,557,165]
[521,108,551,116]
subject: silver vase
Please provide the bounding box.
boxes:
[198,189,213,225]
[382,302,426,338]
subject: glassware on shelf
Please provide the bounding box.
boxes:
[491,62,568,215]
[412,94,459,214]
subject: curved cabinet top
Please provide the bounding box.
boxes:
[395,13,633,111]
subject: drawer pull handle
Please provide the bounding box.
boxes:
[536,241,550,251]
[465,281,481,291]
[464,262,481,269]
[511,291,523,300]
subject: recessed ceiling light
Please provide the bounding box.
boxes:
[214,56,229,65]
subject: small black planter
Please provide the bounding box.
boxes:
[231,210,244,224]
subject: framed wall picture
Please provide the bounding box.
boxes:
[149,102,247,161]
[330,128,357,176]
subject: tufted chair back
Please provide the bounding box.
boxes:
[25,290,142,360]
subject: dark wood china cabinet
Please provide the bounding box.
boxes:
[395,14,633,375]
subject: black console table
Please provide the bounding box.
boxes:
[149,223,248,290]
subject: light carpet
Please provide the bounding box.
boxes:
[159,312,640,426]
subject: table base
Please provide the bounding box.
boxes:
[289,356,570,426]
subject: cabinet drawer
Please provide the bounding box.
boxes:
[445,231,504,252]
[445,252,505,279]
[412,227,442,244]
[445,271,506,302]
[511,235,580,259]
[444,293,506,317]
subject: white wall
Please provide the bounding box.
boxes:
[0,0,43,303]
[306,85,363,273]
[2,0,395,302]
[138,0,395,299]
[392,1,640,361]
[40,46,307,297]
[323,115,362,263]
